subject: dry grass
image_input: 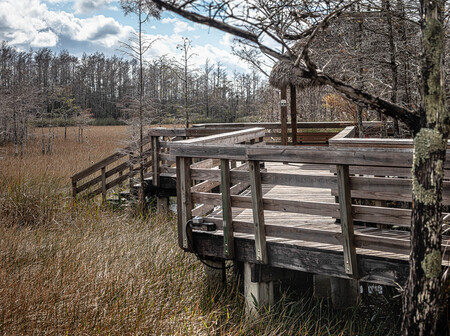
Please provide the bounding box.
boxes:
[0,126,401,335]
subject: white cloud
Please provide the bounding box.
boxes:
[0,0,249,73]
[74,0,111,14]
[0,0,133,49]
[161,17,195,35]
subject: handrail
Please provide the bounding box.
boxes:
[71,129,182,201]
[172,133,450,278]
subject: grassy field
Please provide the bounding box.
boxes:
[0,126,402,335]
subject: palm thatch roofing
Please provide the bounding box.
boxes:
[269,59,319,90]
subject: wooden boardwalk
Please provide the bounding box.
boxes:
[209,162,446,265]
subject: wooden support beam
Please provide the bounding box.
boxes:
[221,159,234,258]
[280,87,288,146]
[177,157,193,250]
[290,84,297,146]
[152,136,160,187]
[336,164,358,278]
[249,160,268,264]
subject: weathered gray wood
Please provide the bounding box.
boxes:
[314,275,331,299]
[330,277,360,308]
[244,262,273,318]
[281,87,288,146]
[192,121,357,129]
[249,160,267,264]
[204,217,450,259]
[191,231,411,286]
[221,159,234,258]
[101,167,106,202]
[152,136,160,187]
[192,192,340,217]
[177,157,193,250]
[290,84,297,146]
[336,164,358,278]
[170,144,447,168]
[174,127,265,145]
[328,126,357,141]
[71,136,152,182]
[191,158,220,169]
[157,196,169,213]
[190,168,336,189]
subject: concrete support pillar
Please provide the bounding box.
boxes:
[313,274,331,299]
[205,260,225,289]
[330,277,360,309]
[156,196,169,214]
[244,263,274,317]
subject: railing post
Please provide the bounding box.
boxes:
[177,156,193,250]
[152,136,160,187]
[71,179,77,200]
[336,164,358,277]
[101,166,106,202]
[249,160,268,264]
[221,159,234,258]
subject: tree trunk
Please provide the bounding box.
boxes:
[401,0,448,334]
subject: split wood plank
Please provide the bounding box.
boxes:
[177,157,193,250]
[221,159,234,258]
[249,160,268,263]
[336,164,358,278]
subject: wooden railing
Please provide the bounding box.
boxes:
[193,121,356,145]
[171,134,450,284]
[71,127,267,201]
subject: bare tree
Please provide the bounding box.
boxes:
[120,0,160,214]
[146,0,448,333]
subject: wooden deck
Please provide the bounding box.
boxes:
[208,162,436,265]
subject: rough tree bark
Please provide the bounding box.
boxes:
[401,0,448,334]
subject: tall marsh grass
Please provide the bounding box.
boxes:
[0,126,401,335]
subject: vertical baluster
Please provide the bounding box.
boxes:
[221,159,234,258]
[336,164,358,277]
[177,157,193,250]
[249,160,267,264]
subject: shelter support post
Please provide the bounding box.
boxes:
[290,84,297,146]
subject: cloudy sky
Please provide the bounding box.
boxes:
[0,0,251,72]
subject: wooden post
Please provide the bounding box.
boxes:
[157,197,169,213]
[244,262,273,317]
[290,84,297,146]
[71,179,77,200]
[330,277,360,308]
[152,136,160,187]
[334,164,359,308]
[336,164,358,277]
[176,156,193,250]
[101,167,106,202]
[221,159,234,258]
[280,87,288,146]
[313,274,331,299]
[249,160,267,264]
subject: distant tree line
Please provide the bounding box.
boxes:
[0,40,281,152]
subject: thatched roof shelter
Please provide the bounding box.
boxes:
[269,59,319,90]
